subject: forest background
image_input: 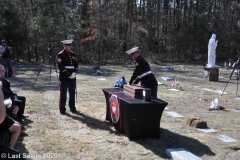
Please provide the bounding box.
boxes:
[1,0,240,64]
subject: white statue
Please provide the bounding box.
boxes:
[207,34,218,67]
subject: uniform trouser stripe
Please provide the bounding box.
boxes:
[59,82,63,112]
[59,81,76,113]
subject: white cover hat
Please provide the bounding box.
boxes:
[61,39,73,45]
[126,47,138,55]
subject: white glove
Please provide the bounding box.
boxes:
[69,72,76,79]
[4,98,12,108]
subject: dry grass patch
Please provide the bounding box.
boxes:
[8,62,240,159]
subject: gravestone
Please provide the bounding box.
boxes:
[166,148,202,160]
[161,77,173,81]
[215,135,238,142]
[232,108,240,113]
[166,111,184,117]
[198,128,217,133]
[168,89,179,92]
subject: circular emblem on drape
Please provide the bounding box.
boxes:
[109,94,119,123]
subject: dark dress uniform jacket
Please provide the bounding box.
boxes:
[1,77,26,119]
[129,55,158,88]
[1,47,11,58]
[57,50,78,81]
[0,77,17,100]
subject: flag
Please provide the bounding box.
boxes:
[171,75,177,88]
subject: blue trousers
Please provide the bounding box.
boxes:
[150,85,158,99]
[14,96,26,119]
[1,58,13,77]
[59,81,76,113]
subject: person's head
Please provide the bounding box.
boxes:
[1,39,6,46]
[0,65,6,78]
[126,46,139,60]
[237,53,240,61]
[61,39,73,52]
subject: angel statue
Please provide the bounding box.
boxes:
[207,34,218,67]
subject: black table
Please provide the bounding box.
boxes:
[102,88,168,140]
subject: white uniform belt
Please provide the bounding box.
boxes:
[65,66,74,69]
[138,71,152,78]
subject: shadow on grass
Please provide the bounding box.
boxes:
[65,112,123,137]
[16,118,33,155]
[65,111,215,159]
[134,128,215,159]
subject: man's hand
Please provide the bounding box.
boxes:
[69,72,76,79]
[14,95,18,100]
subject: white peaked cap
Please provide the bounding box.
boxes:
[126,47,139,55]
[61,39,73,45]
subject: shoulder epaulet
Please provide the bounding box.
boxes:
[58,50,64,54]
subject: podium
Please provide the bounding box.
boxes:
[102,88,168,140]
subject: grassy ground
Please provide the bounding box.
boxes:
[9,61,240,160]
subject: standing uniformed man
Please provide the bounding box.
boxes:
[0,39,13,78]
[126,46,158,98]
[57,39,78,115]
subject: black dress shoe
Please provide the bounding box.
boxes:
[71,110,77,113]
[17,118,24,122]
[10,114,18,121]
[21,115,29,118]
[60,112,66,115]
[11,148,19,153]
